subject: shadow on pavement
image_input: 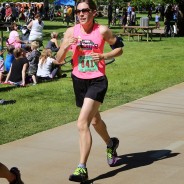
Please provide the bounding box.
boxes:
[88,149,180,183]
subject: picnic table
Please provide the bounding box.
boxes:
[122,25,157,42]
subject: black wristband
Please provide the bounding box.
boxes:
[110,36,124,50]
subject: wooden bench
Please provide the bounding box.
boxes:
[152,32,163,41]
[119,33,145,41]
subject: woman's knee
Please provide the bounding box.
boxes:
[77,119,89,132]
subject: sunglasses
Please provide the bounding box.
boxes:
[75,8,91,15]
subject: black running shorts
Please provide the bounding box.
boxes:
[71,74,108,107]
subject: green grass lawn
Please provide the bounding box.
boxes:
[0,17,184,145]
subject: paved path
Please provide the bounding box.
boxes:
[1,83,184,184]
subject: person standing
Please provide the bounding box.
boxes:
[155,12,160,29]
[107,1,113,28]
[164,4,173,36]
[63,6,67,24]
[127,2,132,25]
[0,3,6,22]
[122,7,127,26]
[10,3,18,23]
[27,13,44,42]
[66,5,73,27]
[130,7,136,25]
[56,0,124,182]
[4,3,12,32]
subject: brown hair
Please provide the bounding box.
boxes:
[13,48,25,59]
[31,41,40,50]
[39,49,52,67]
[7,45,15,54]
[35,13,42,24]
[76,0,97,10]
[51,32,58,39]
[10,22,18,31]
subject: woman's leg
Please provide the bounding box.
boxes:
[77,97,101,165]
[0,72,3,83]
[91,111,111,145]
[32,75,37,84]
[0,163,15,182]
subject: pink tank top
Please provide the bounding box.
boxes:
[71,23,105,79]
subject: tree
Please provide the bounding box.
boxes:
[44,0,50,19]
[177,0,184,36]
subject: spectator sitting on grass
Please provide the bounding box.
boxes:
[46,32,60,52]
[4,45,15,73]
[6,22,28,49]
[4,48,29,86]
[36,49,66,81]
[0,47,5,83]
[27,41,41,85]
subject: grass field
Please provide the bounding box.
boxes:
[0,17,184,145]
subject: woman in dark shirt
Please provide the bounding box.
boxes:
[4,48,28,86]
[46,32,60,52]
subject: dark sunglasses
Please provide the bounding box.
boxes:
[75,8,91,15]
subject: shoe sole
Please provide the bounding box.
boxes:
[69,176,88,183]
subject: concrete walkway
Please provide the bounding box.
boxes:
[1,83,184,184]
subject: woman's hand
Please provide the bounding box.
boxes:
[90,52,104,62]
[21,82,26,87]
[63,37,78,50]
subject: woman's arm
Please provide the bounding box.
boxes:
[90,25,123,62]
[54,38,59,48]
[53,59,65,65]
[4,65,12,83]
[27,21,33,30]
[56,27,76,64]
[100,25,123,59]
[21,63,28,86]
[15,36,27,44]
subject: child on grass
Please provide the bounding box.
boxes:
[4,45,15,73]
[36,49,65,81]
[27,41,41,85]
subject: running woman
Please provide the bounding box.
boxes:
[56,0,124,182]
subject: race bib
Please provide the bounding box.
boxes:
[78,55,98,72]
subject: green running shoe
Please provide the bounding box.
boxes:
[69,167,88,182]
[107,137,119,167]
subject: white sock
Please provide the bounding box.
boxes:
[78,163,86,168]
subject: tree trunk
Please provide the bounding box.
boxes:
[177,0,184,36]
[43,0,49,20]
